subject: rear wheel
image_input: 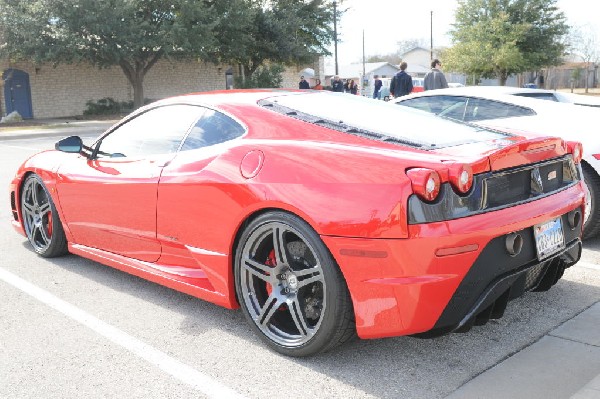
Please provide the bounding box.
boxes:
[582,163,600,240]
[234,211,355,356]
[21,174,68,257]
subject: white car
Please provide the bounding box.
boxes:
[394,87,600,239]
[442,85,600,107]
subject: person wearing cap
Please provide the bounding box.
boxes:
[424,59,449,91]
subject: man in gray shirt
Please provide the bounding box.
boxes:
[424,59,449,91]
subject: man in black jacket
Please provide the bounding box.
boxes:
[390,62,413,97]
[299,76,310,89]
[331,75,344,92]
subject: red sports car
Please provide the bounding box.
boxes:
[10,90,585,356]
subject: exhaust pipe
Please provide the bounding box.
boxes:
[567,209,581,230]
[505,233,523,257]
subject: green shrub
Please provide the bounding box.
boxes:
[234,64,284,89]
[83,97,132,115]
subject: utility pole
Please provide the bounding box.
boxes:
[334,1,339,75]
[362,29,366,87]
[430,10,433,62]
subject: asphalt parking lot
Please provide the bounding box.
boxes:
[1,123,599,399]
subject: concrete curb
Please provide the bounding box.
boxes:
[446,302,600,399]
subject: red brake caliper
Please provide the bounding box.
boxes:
[46,210,53,236]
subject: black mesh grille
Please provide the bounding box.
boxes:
[10,191,18,221]
[484,158,576,210]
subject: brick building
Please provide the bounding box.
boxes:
[1,57,324,119]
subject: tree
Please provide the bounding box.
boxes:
[444,0,569,85]
[209,0,335,84]
[396,38,428,57]
[0,0,216,108]
[569,24,599,92]
[234,64,285,88]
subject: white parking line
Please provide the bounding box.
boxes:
[0,143,42,151]
[575,261,600,272]
[0,267,248,399]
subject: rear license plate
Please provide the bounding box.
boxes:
[534,217,565,260]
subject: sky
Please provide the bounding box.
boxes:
[327,0,598,67]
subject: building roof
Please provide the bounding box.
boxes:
[325,62,399,78]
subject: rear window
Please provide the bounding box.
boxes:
[260,92,510,149]
[512,93,558,101]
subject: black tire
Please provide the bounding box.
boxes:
[582,163,600,240]
[234,211,356,357]
[20,174,68,257]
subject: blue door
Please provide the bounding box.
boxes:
[3,69,33,119]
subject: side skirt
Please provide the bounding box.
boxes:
[68,243,238,309]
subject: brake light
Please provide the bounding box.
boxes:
[593,154,600,160]
[406,168,441,202]
[448,164,473,194]
[566,141,583,164]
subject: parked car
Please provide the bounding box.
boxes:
[10,90,585,356]
[412,77,424,93]
[446,85,600,107]
[393,87,600,239]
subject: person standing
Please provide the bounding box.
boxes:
[373,75,383,99]
[331,75,344,92]
[390,62,413,97]
[348,79,358,95]
[424,59,449,91]
[312,79,323,90]
[299,76,310,89]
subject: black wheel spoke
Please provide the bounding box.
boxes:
[257,293,284,326]
[273,224,289,267]
[243,257,274,283]
[31,182,41,206]
[22,201,35,216]
[38,223,50,245]
[290,297,311,337]
[38,202,51,216]
[295,267,324,289]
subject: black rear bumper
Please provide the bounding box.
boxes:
[417,209,582,338]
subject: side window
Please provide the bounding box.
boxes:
[397,97,437,113]
[465,99,535,121]
[180,109,245,151]
[513,93,558,102]
[97,105,203,158]
[400,96,469,121]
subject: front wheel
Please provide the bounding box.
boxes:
[21,174,68,257]
[234,211,355,356]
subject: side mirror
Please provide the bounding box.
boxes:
[55,136,83,153]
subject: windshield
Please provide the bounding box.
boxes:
[264,91,510,149]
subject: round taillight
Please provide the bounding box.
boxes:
[449,164,473,194]
[406,168,441,202]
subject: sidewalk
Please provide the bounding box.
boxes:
[0,118,119,140]
[446,301,600,399]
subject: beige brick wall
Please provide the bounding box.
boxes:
[280,57,326,89]
[3,57,324,118]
